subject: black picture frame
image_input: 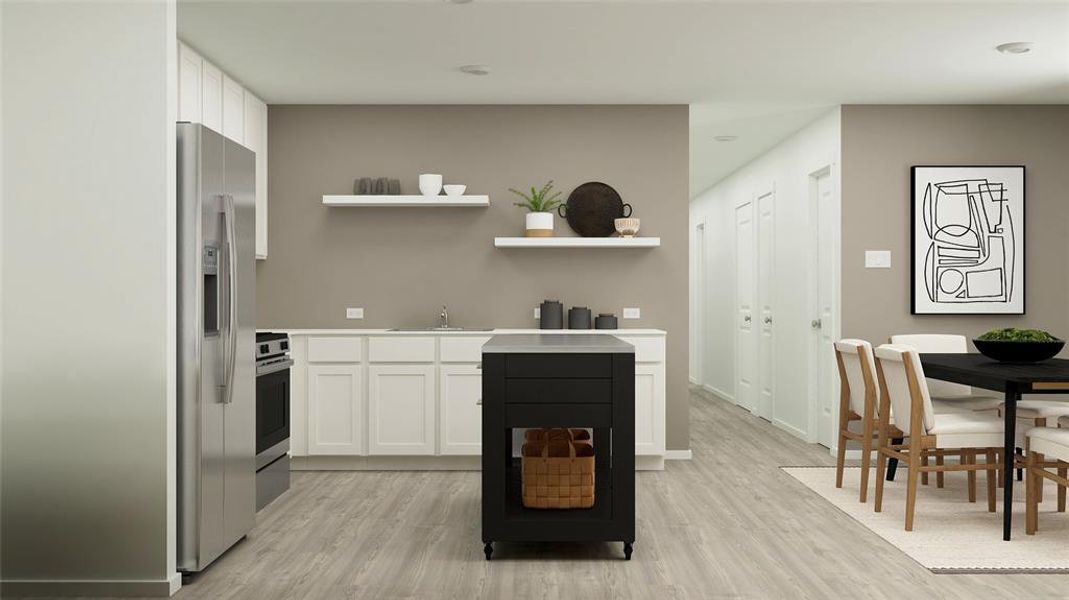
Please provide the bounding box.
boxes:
[910,165,1025,316]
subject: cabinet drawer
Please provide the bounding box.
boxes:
[368,336,435,363]
[617,336,664,363]
[505,403,612,428]
[307,336,362,363]
[506,379,612,404]
[440,336,491,363]
[505,354,612,378]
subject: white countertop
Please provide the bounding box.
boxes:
[260,328,666,336]
[483,333,635,354]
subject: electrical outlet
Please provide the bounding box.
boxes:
[534,307,541,319]
[865,250,891,269]
[346,307,364,319]
[623,307,641,320]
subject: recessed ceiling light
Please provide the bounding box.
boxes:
[714,135,738,142]
[458,64,490,76]
[996,42,1034,55]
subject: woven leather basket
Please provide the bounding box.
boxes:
[521,429,595,509]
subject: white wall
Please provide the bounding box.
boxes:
[690,108,840,440]
[1,2,179,596]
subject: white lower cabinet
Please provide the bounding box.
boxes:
[368,365,436,455]
[307,364,364,455]
[439,364,482,455]
[634,364,666,455]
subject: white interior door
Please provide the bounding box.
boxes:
[734,202,756,413]
[811,168,838,447]
[756,191,775,422]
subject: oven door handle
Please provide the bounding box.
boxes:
[256,358,294,376]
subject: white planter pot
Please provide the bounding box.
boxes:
[418,174,443,196]
[525,212,554,237]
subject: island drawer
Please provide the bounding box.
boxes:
[504,354,612,379]
[506,379,611,404]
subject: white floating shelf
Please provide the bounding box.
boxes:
[323,194,489,207]
[494,237,661,248]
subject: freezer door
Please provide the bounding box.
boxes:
[222,137,257,544]
[177,123,228,571]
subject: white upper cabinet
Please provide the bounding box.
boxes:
[201,61,223,133]
[244,92,268,259]
[176,40,268,259]
[222,74,245,144]
[177,43,202,123]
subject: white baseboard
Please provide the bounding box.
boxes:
[665,449,692,460]
[773,419,808,442]
[1,573,181,598]
[689,376,698,385]
[700,384,734,402]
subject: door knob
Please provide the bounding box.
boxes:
[764,316,773,324]
[811,319,823,329]
[744,315,752,322]
[476,398,482,405]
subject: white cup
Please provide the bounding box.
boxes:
[419,174,443,196]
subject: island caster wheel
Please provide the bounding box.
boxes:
[623,542,633,560]
[483,542,494,561]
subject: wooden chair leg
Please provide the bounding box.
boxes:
[921,454,930,486]
[1056,466,1064,513]
[874,444,889,513]
[985,449,997,513]
[905,450,921,531]
[966,450,977,503]
[1026,450,1039,535]
[936,451,945,488]
[835,429,848,489]
[859,435,872,503]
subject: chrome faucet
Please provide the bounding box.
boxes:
[439,305,449,329]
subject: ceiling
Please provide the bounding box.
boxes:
[178,0,1069,196]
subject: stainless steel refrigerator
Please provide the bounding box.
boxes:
[177,123,256,572]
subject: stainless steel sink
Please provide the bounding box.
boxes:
[388,327,493,332]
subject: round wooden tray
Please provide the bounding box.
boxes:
[558,182,632,237]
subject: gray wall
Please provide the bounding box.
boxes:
[258,105,691,450]
[841,105,1069,345]
[1,2,177,595]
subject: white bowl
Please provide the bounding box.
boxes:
[442,184,466,197]
[419,174,443,196]
[615,218,640,238]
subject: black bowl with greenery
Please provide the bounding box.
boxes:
[973,328,1065,363]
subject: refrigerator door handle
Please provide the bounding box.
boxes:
[222,194,238,404]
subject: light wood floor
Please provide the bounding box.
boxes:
[170,388,1069,600]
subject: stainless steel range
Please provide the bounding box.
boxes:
[255,332,292,511]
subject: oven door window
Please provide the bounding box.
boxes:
[256,369,290,454]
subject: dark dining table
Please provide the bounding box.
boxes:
[916,353,1069,540]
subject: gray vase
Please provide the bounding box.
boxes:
[539,300,563,330]
[568,307,592,330]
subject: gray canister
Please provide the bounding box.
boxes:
[568,306,592,330]
[595,313,618,329]
[539,300,564,329]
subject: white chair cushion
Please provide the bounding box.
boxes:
[835,339,878,417]
[889,334,973,398]
[935,395,1003,412]
[999,399,1069,420]
[1027,426,1069,463]
[928,412,1005,449]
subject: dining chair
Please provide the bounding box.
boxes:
[873,344,1005,531]
[889,333,1003,487]
[1025,426,1069,534]
[835,339,890,502]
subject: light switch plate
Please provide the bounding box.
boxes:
[865,251,891,269]
[623,307,641,319]
[346,307,364,319]
[534,307,541,319]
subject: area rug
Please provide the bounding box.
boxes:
[782,466,1069,573]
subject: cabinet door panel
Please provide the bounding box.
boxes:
[177,43,202,122]
[243,92,268,259]
[439,365,481,455]
[307,365,364,455]
[368,365,436,454]
[635,365,665,455]
[222,74,244,144]
[201,62,223,133]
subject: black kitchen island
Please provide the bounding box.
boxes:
[480,334,635,560]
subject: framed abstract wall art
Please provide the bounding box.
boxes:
[911,165,1025,315]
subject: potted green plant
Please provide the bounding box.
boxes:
[973,327,1065,363]
[510,181,563,237]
